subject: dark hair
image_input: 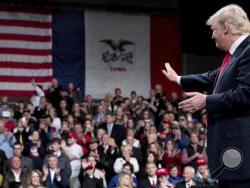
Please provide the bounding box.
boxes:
[26,169,44,187]
[46,154,58,161]
[147,151,158,163]
[166,139,175,145]
[13,142,22,148]
[169,164,178,170]
[50,137,61,145]
[122,161,134,173]
[131,91,136,95]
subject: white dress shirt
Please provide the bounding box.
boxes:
[11,169,21,182]
[148,176,157,186]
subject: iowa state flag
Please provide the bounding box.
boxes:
[84,11,151,98]
[1,7,181,99]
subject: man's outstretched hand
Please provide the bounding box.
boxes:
[162,63,207,113]
[162,62,179,83]
[178,92,207,113]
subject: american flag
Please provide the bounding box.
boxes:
[0,7,52,96]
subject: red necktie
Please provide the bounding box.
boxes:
[218,52,231,77]
[152,179,156,188]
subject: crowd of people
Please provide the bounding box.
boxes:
[0,78,215,188]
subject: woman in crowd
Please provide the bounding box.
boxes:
[84,119,95,138]
[48,107,61,137]
[113,145,139,174]
[67,82,81,103]
[147,142,163,162]
[14,101,25,120]
[66,114,75,130]
[74,122,90,156]
[115,107,124,126]
[25,169,45,188]
[122,128,140,149]
[72,102,85,124]
[27,130,46,171]
[162,139,182,175]
[115,173,135,188]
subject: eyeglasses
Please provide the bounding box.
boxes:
[13,147,22,150]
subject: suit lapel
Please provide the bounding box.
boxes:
[147,177,152,187]
[48,171,53,185]
[9,171,16,182]
[110,124,116,136]
[215,55,235,89]
[233,35,250,57]
[20,170,26,182]
[214,36,250,92]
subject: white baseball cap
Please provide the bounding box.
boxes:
[1,110,11,118]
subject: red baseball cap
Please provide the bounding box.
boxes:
[196,158,208,166]
[156,168,169,176]
[67,132,78,139]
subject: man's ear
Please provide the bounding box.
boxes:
[224,23,230,35]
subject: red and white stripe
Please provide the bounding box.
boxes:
[0,7,52,96]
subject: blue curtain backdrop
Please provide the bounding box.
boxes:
[52,9,85,96]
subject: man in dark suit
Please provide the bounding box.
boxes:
[162,4,250,188]
[176,166,198,188]
[3,156,28,188]
[99,113,124,147]
[139,162,159,188]
[43,154,69,188]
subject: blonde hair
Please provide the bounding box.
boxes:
[25,170,44,188]
[121,144,132,153]
[206,4,250,35]
[147,142,163,159]
[147,133,157,144]
[116,173,134,188]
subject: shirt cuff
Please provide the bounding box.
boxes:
[177,76,181,85]
[56,175,61,181]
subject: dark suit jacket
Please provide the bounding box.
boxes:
[44,152,72,178]
[44,169,69,188]
[181,36,250,180]
[3,169,27,188]
[139,177,159,188]
[176,180,200,188]
[175,181,186,188]
[99,123,125,147]
[79,172,104,188]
